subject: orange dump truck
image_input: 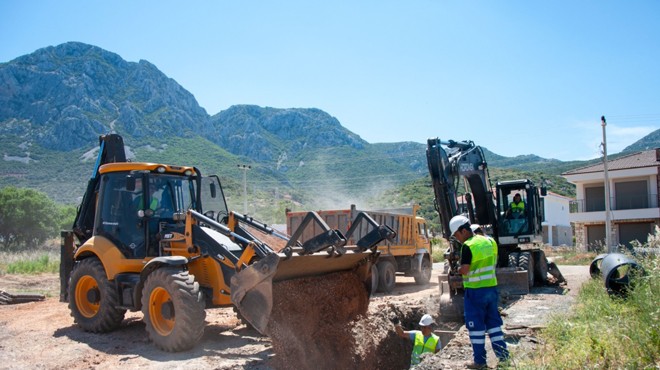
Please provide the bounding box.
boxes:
[287,204,432,293]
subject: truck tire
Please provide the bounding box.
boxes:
[141,267,206,352]
[370,263,379,295]
[533,251,549,285]
[377,260,396,293]
[508,252,520,268]
[518,252,535,288]
[414,257,432,285]
[68,258,126,333]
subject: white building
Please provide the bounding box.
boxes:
[562,149,660,251]
[542,192,573,246]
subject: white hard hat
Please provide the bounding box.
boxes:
[470,224,482,233]
[419,314,435,327]
[449,215,470,235]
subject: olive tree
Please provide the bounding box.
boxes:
[0,187,60,251]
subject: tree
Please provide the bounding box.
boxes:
[0,187,60,251]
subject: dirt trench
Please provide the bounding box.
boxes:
[266,270,411,370]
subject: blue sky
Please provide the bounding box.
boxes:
[1,1,658,161]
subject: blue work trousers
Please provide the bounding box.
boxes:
[464,286,509,365]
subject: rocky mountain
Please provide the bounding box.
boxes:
[0,42,212,151]
[210,105,367,164]
[622,128,660,153]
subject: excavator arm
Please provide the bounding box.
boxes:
[426,138,497,238]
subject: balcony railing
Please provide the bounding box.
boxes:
[569,193,659,213]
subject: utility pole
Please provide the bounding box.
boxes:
[601,116,613,253]
[237,164,251,214]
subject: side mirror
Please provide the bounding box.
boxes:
[540,186,547,196]
[126,176,136,192]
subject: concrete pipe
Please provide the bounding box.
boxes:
[600,253,645,296]
[589,254,609,279]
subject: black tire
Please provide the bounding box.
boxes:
[68,258,126,333]
[377,260,396,293]
[518,252,535,288]
[414,257,432,285]
[533,251,549,285]
[141,267,206,352]
[508,252,520,268]
[370,263,379,295]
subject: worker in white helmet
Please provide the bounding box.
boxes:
[392,313,441,367]
[449,215,509,369]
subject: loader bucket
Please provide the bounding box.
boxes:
[230,250,374,334]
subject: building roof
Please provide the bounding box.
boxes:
[562,148,660,175]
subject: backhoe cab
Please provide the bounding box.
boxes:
[61,134,393,351]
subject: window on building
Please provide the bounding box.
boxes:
[615,180,648,210]
[585,186,605,212]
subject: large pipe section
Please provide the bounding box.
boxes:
[592,253,645,296]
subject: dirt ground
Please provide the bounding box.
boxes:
[0,264,589,370]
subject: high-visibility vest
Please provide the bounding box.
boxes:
[411,331,439,366]
[135,196,158,211]
[511,201,525,214]
[463,235,498,289]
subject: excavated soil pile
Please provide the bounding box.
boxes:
[267,271,411,370]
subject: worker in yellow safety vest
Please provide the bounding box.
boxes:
[392,313,441,367]
[506,193,525,219]
[450,215,509,369]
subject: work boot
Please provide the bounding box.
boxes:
[465,362,489,369]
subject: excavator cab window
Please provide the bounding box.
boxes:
[497,186,531,237]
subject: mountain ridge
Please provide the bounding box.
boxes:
[1,42,658,217]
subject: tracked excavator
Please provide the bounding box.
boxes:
[60,134,395,351]
[426,138,565,320]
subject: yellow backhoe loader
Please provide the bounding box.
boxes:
[60,134,395,351]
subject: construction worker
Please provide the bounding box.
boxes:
[133,179,159,212]
[450,215,508,369]
[506,193,525,219]
[392,313,441,367]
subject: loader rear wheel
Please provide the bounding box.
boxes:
[377,260,396,293]
[68,258,126,333]
[414,257,432,285]
[141,267,206,352]
[518,252,535,288]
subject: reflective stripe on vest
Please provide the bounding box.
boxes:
[411,331,439,366]
[463,235,498,289]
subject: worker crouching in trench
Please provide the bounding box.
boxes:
[392,314,441,367]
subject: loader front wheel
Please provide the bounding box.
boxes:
[141,267,206,352]
[377,260,396,293]
[68,258,126,332]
